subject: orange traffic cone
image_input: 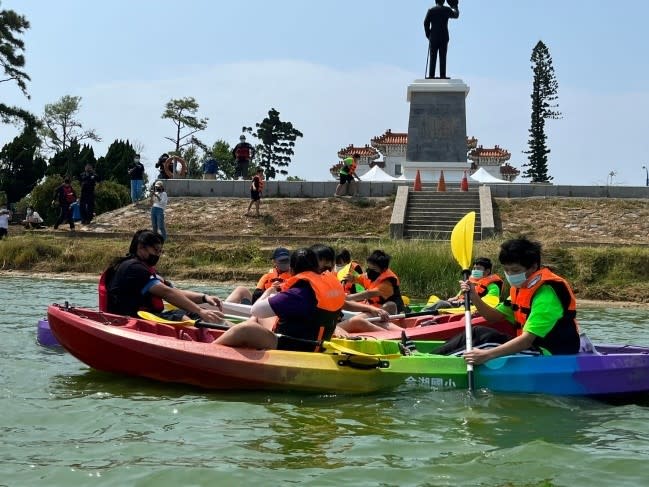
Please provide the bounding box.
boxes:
[460,170,469,191]
[413,170,422,191]
[437,170,446,192]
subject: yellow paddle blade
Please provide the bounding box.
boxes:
[450,211,476,270]
[336,263,352,281]
[137,310,194,327]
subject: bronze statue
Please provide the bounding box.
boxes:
[424,0,460,79]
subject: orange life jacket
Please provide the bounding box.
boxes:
[258,175,264,193]
[276,271,346,351]
[359,268,405,312]
[455,273,504,302]
[256,268,292,291]
[508,267,579,355]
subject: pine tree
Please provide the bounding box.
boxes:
[0,125,46,203]
[245,108,303,180]
[95,139,136,186]
[0,4,37,126]
[522,41,561,183]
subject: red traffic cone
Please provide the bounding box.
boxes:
[460,170,469,191]
[437,170,446,192]
[413,170,422,191]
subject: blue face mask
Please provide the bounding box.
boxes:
[471,269,484,279]
[505,271,527,288]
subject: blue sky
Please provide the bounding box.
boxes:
[2,0,649,185]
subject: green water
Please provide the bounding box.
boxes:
[2,276,649,486]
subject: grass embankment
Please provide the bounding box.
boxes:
[2,234,648,303]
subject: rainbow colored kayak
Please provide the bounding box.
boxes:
[48,304,649,397]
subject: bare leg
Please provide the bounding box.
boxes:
[338,314,403,333]
[226,286,252,304]
[213,321,278,349]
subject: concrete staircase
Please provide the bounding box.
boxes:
[401,184,482,240]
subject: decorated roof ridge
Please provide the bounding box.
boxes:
[468,144,512,161]
[371,129,408,146]
[337,143,380,159]
[499,163,520,175]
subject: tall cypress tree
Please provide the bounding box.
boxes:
[523,41,561,183]
[0,125,46,203]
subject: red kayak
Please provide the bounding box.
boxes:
[347,313,516,340]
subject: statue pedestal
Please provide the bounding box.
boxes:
[404,79,470,182]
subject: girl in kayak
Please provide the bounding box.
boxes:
[214,248,346,351]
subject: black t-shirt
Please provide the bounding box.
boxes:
[129,162,145,180]
[80,171,98,195]
[107,258,163,316]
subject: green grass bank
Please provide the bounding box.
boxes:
[1,234,648,303]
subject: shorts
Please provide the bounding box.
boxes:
[0,228,7,239]
[276,334,320,353]
[339,173,353,184]
[250,190,261,201]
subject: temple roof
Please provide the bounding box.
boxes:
[371,129,408,147]
[468,145,511,162]
[337,144,380,160]
[499,163,520,175]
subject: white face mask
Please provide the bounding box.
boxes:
[334,265,344,273]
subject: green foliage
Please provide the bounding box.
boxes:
[209,140,235,179]
[0,4,37,127]
[179,145,203,179]
[0,235,61,268]
[161,97,208,153]
[94,180,131,216]
[286,175,305,181]
[39,95,100,154]
[46,140,97,178]
[0,124,46,203]
[523,41,561,183]
[244,108,303,180]
[95,139,137,187]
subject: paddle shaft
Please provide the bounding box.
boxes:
[462,269,475,391]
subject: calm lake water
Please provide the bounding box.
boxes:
[2,276,649,486]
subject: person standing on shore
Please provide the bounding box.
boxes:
[52,177,77,231]
[246,167,265,217]
[79,163,98,224]
[128,154,145,204]
[232,135,255,180]
[334,154,361,197]
[150,181,168,241]
[0,207,10,239]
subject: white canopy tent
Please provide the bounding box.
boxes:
[470,167,511,184]
[359,165,395,182]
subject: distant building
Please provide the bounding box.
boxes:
[468,145,520,182]
[332,130,519,182]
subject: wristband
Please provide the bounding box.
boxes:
[202,294,208,303]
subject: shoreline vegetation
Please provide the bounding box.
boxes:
[1,196,648,304]
[1,228,648,305]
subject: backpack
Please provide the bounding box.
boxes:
[235,144,251,160]
[63,185,76,203]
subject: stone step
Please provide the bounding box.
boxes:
[407,204,480,210]
[404,223,473,231]
[405,217,482,225]
[403,230,483,241]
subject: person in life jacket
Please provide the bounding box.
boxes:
[424,257,503,312]
[334,153,361,197]
[52,176,77,231]
[346,249,405,315]
[335,248,365,294]
[437,237,581,362]
[99,229,225,324]
[214,247,346,352]
[232,135,256,180]
[249,246,293,304]
[308,244,393,335]
[246,167,265,217]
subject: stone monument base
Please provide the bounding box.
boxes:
[404,161,470,183]
[404,78,470,183]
